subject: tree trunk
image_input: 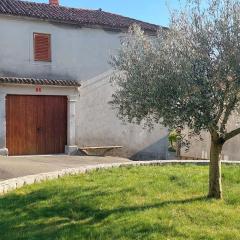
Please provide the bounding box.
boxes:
[176,136,181,160]
[208,137,223,199]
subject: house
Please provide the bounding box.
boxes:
[0,0,168,158]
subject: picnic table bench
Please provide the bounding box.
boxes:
[79,146,123,156]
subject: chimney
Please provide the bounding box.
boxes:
[49,0,59,6]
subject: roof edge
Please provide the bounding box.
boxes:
[0,77,81,87]
[0,0,162,33]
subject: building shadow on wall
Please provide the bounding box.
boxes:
[130,136,168,161]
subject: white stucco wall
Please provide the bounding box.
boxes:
[0,15,168,159]
[0,15,120,81]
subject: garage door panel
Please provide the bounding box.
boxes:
[24,96,38,155]
[6,95,67,156]
[41,96,67,154]
[6,95,34,155]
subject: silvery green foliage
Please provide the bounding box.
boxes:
[111,0,240,141]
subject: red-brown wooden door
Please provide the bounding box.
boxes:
[6,95,67,156]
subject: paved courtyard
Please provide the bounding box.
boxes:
[0,155,131,181]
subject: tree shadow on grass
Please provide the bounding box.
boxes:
[0,185,208,240]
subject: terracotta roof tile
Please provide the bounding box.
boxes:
[0,76,81,87]
[0,0,161,32]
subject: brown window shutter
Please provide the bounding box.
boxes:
[34,33,51,62]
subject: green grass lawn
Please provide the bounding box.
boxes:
[1,165,240,240]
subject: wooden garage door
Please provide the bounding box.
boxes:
[6,95,67,156]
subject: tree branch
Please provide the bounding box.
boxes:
[224,127,240,142]
[214,81,230,124]
[219,95,237,134]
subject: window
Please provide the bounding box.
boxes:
[33,33,51,62]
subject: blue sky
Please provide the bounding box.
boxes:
[32,0,184,27]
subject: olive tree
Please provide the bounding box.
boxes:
[110,0,240,199]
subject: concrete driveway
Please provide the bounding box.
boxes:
[0,155,131,181]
